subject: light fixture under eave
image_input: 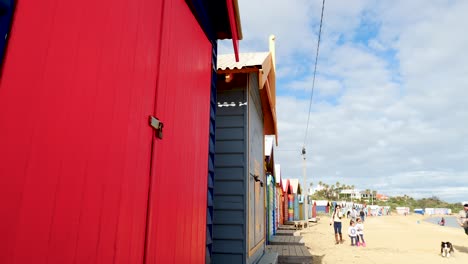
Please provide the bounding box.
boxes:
[225,73,233,83]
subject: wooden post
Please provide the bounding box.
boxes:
[269,35,276,71]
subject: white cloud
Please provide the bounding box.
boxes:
[228,0,468,203]
[287,76,342,98]
[368,39,387,52]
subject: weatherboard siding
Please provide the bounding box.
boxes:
[212,73,265,264]
[213,76,247,263]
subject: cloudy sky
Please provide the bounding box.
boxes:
[219,0,468,203]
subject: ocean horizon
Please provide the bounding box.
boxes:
[424,216,463,229]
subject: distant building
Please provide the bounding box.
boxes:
[338,189,386,203]
[376,193,389,202]
[340,189,362,200]
[360,192,370,200]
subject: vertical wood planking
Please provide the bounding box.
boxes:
[0,0,163,263]
[145,0,212,263]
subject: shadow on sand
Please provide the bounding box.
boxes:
[311,254,325,264]
[454,245,468,254]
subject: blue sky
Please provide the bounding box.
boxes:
[219,0,468,203]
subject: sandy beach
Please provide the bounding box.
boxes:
[301,214,468,264]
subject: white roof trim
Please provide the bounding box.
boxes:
[274,164,281,184]
[314,200,329,206]
[288,179,299,194]
[264,135,274,157]
[217,52,270,71]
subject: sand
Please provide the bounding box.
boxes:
[301,214,468,264]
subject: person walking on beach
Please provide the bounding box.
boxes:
[360,209,365,222]
[330,204,344,244]
[352,207,358,221]
[457,203,468,235]
[348,220,357,246]
[355,217,366,247]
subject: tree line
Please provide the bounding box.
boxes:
[383,195,462,212]
[309,181,463,212]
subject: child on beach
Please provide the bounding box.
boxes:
[355,217,366,247]
[348,220,357,246]
[438,217,445,226]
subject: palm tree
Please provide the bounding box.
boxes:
[318,181,324,188]
[335,182,341,200]
[371,190,377,205]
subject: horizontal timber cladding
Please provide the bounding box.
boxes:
[214,210,244,224]
[213,195,245,210]
[213,74,247,263]
[215,167,244,181]
[213,72,266,264]
[216,154,245,167]
[212,254,243,264]
[215,181,244,195]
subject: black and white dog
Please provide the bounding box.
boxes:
[441,241,454,257]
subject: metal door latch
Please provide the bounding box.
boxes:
[149,116,164,139]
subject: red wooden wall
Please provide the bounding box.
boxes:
[0,0,211,263]
[145,0,212,262]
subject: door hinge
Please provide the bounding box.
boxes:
[149,116,164,139]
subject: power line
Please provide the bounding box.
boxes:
[303,0,326,150]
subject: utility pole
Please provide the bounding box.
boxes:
[302,147,308,221]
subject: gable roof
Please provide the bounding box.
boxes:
[216,37,278,144]
[288,179,299,194]
[217,52,270,71]
[281,178,289,193]
[186,0,242,61]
